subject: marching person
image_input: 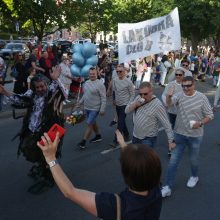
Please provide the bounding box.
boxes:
[58,55,73,104]
[161,76,214,198]
[0,66,68,194]
[125,82,175,149]
[162,68,185,157]
[110,63,135,147]
[77,67,106,149]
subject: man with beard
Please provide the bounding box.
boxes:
[0,66,68,194]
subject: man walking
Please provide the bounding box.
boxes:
[161,76,213,197]
[125,82,175,149]
[110,64,135,147]
[77,67,106,149]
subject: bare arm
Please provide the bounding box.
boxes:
[37,133,98,217]
[31,61,45,72]
[0,85,13,97]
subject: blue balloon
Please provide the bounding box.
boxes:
[70,64,81,77]
[73,43,83,53]
[86,55,98,66]
[82,42,97,58]
[72,52,85,67]
[81,64,93,77]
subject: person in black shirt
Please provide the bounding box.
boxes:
[13,53,28,94]
[37,130,162,220]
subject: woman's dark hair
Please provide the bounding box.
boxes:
[14,52,23,63]
[161,55,168,63]
[120,144,161,191]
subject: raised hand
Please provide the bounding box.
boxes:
[50,65,61,80]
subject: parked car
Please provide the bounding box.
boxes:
[0,43,30,60]
[0,40,6,49]
[73,39,91,45]
[53,40,72,54]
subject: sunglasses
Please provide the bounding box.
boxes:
[139,93,148,96]
[175,73,183,76]
[182,64,189,67]
[116,70,123,73]
[182,84,193,88]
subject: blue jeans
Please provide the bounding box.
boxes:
[165,133,203,188]
[85,109,99,125]
[132,136,157,148]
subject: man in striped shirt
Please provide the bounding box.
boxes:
[77,67,106,149]
[162,68,185,157]
[161,76,214,198]
[125,82,175,149]
[110,64,135,147]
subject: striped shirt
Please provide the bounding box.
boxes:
[112,77,135,106]
[80,79,106,113]
[161,80,183,114]
[125,95,174,143]
[172,91,214,137]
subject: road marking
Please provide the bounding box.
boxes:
[101,140,132,154]
[101,128,165,155]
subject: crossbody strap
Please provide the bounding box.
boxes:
[114,194,121,220]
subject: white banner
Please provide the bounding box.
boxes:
[118,8,181,64]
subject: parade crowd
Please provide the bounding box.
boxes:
[0,42,220,220]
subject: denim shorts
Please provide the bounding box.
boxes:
[85,109,99,125]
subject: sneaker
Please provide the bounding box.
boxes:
[90,135,102,143]
[77,140,86,149]
[186,176,199,188]
[109,120,117,127]
[66,99,71,103]
[161,185,172,198]
[63,101,67,105]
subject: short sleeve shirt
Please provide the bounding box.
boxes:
[95,187,162,220]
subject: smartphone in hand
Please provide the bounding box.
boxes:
[39,123,65,146]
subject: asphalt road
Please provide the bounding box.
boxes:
[0,78,220,220]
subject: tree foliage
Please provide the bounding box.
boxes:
[0,0,220,50]
[1,0,79,41]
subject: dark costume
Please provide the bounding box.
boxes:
[13,62,28,94]
[9,76,67,193]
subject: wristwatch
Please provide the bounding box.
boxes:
[48,159,58,168]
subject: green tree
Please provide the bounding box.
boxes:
[1,0,79,41]
[74,0,114,42]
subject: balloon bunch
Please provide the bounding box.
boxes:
[70,42,98,78]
